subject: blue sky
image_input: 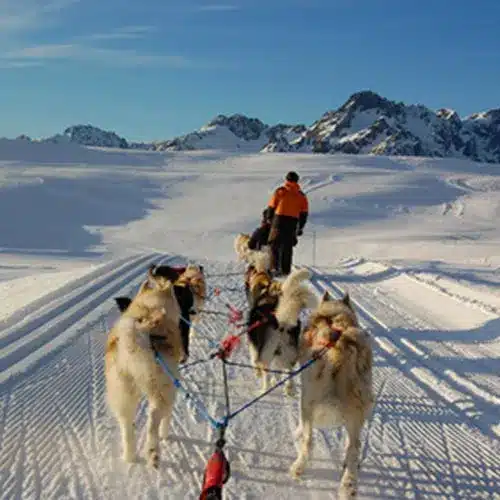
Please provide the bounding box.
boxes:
[1,0,499,141]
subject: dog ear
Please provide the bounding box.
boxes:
[322,290,332,302]
[115,296,132,312]
[342,292,353,309]
[199,265,204,274]
[138,278,153,294]
[147,264,157,284]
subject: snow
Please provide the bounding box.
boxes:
[1,142,500,499]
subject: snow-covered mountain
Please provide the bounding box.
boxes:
[35,125,130,149]
[62,125,129,148]
[152,114,305,152]
[265,91,500,163]
[11,91,499,163]
[153,91,500,163]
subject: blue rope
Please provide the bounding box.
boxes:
[225,357,317,422]
[154,346,326,430]
[154,351,223,430]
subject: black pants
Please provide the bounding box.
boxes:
[271,240,293,275]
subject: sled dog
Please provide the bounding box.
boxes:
[244,249,273,307]
[174,263,207,329]
[105,276,182,468]
[246,268,316,396]
[145,263,206,360]
[271,268,318,396]
[234,233,251,261]
[291,290,374,499]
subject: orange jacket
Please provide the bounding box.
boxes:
[267,181,308,219]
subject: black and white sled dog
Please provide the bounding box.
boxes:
[246,267,318,396]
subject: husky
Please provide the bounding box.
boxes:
[144,263,206,360]
[272,268,318,396]
[235,231,272,269]
[246,268,316,396]
[105,276,182,468]
[174,263,207,333]
[234,233,251,261]
[290,290,374,499]
[244,249,273,307]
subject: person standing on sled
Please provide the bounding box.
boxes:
[265,171,309,276]
[248,209,272,251]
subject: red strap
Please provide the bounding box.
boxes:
[246,319,264,333]
[216,335,241,359]
[226,304,243,325]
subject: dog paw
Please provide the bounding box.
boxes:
[289,461,305,479]
[337,485,357,500]
[147,448,159,469]
[338,473,358,499]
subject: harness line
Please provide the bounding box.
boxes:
[150,267,340,498]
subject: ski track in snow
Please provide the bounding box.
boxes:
[1,255,500,499]
[307,264,500,498]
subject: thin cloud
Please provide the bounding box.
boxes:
[0,2,225,71]
[78,25,157,42]
[0,0,79,33]
[2,43,217,69]
[0,60,43,69]
[195,4,240,12]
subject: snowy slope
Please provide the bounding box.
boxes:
[153,114,304,153]
[1,146,500,499]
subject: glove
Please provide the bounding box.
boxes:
[297,229,303,237]
[292,235,298,247]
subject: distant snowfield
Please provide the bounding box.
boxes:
[1,139,500,499]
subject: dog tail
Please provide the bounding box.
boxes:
[281,268,310,294]
[278,268,318,314]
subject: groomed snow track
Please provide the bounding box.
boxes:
[1,254,499,499]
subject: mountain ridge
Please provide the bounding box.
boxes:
[9,90,500,164]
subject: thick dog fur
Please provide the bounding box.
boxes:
[146,263,206,359]
[234,233,250,261]
[271,268,319,396]
[291,291,374,499]
[234,232,272,271]
[245,268,315,396]
[245,281,281,394]
[105,278,182,469]
[244,250,274,308]
[175,264,206,329]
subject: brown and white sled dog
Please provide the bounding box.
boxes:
[290,291,374,499]
[234,232,272,270]
[244,249,273,307]
[105,275,182,468]
[234,233,250,261]
[175,264,206,336]
[247,268,317,396]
